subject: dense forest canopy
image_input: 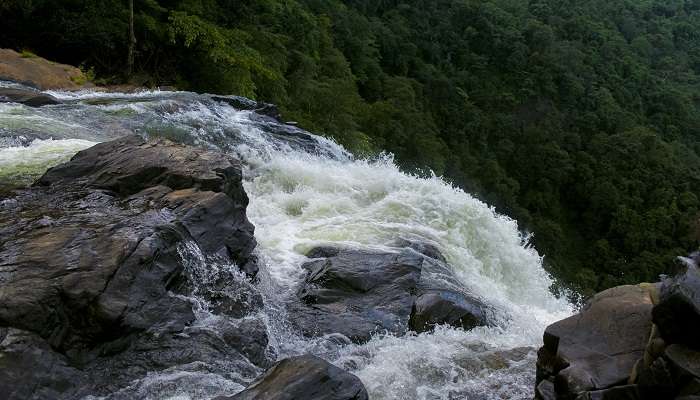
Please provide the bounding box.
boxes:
[3,0,700,295]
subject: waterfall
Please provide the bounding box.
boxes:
[0,82,573,399]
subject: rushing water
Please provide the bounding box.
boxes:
[0,82,573,399]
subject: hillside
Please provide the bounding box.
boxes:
[3,0,700,294]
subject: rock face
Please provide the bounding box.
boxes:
[222,355,368,400]
[536,285,655,397]
[0,87,61,106]
[291,241,493,343]
[0,48,90,90]
[0,136,264,398]
[536,257,700,400]
[652,262,700,349]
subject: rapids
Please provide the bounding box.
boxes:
[0,81,573,399]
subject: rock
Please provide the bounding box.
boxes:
[652,263,700,349]
[211,95,282,120]
[85,324,265,394]
[537,379,557,400]
[0,136,264,396]
[35,135,257,274]
[291,242,493,343]
[223,354,368,400]
[409,251,493,333]
[637,357,675,400]
[0,87,61,106]
[575,385,640,400]
[0,328,87,400]
[293,246,421,342]
[0,48,90,90]
[678,378,700,396]
[455,345,534,375]
[536,284,655,398]
[663,345,700,387]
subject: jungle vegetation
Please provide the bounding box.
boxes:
[3,0,700,295]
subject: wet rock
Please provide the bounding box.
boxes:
[246,112,350,159]
[389,238,447,262]
[536,379,556,400]
[652,263,700,349]
[293,246,421,342]
[0,87,61,106]
[291,242,493,343]
[455,345,534,375]
[410,251,493,333]
[678,378,700,396]
[0,328,87,400]
[35,135,257,274]
[211,95,282,121]
[575,385,640,400]
[222,354,368,400]
[664,345,700,387]
[86,324,265,394]
[0,136,263,396]
[637,356,675,399]
[536,284,655,398]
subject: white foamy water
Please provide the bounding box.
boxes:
[0,85,573,399]
[244,151,573,399]
[0,138,96,185]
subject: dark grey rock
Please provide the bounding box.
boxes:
[0,87,61,107]
[291,242,493,343]
[664,345,700,383]
[536,379,556,400]
[211,95,281,120]
[293,247,421,342]
[0,329,87,400]
[410,252,493,333]
[653,264,700,349]
[637,356,675,400]
[0,136,265,397]
[536,284,655,398]
[575,385,640,400]
[86,324,265,394]
[222,354,368,400]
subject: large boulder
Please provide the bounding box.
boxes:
[652,262,700,349]
[0,136,264,398]
[0,87,61,106]
[536,284,656,399]
[0,48,90,90]
[291,241,493,343]
[221,354,368,400]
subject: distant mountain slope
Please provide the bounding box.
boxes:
[2,0,699,294]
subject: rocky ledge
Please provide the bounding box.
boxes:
[0,136,372,399]
[0,136,267,398]
[535,255,700,400]
[290,239,495,343]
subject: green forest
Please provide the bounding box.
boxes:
[3,0,700,296]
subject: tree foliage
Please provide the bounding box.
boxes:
[3,0,700,295]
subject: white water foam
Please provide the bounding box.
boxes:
[242,148,573,399]
[0,86,573,399]
[0,138,96,185]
